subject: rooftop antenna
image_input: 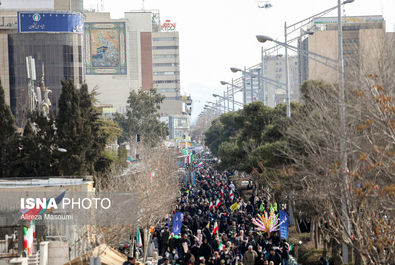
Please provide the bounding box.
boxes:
[40,63,52,117]
[142,0,145,10]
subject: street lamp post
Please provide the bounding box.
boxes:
[221,80,239,111]
[213,94,244,107]
[231,67,257,104]
[284,21,291,117]
[231,79,235,111]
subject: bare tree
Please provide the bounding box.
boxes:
[90,144,179,260]
[285,36,394,264]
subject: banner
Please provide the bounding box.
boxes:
[279,210,289,240]
[172,212,183,235]
[230,202,239,212]
[191,171,196,186]
[18,11,83,33]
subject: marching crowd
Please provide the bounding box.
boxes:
[151,162,292,265]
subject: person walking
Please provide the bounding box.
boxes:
[243,245,258,265]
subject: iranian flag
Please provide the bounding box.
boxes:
[188,154,194,164]
[209,200,214,210]
[24,221,35,255]
[215,199,221,209]
[136,227,142,247]
[229,190,234,200]
[197,162,204,167]
[220,188,224,197]
[218,242,225,251]
[212,221,218,235]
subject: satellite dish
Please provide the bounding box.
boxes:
[257,1,273,8]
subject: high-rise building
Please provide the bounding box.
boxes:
[0,3,83,126]
[299,15,386,84]
[84,11,154,113]
[152,18,192,140]
[0,0,83,109]
[0,0,83,12]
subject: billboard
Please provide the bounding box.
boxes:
[18,11,83,33]
[84,22,127,75]
[0,0,54,10]
[313,15,384,24]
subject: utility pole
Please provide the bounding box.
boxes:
[338,1,349,263]
[243,67,247,104]
[284,21,291,117]
[231,78,235,111]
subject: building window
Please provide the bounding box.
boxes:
[157,88,176,93]
[153,37,177,41]
[154,71,179,76]
[153,46,178,50]
[153,54,178,59]
[154,63,179,67]
[154,80,179,84]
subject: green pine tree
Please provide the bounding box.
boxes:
[115,89,168,147]
[56,81,110,176]
[0,81,20,177]
[19,111,57,177]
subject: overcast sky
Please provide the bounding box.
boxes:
[84,0,395,121]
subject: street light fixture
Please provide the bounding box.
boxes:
[230,67,241,73]
[230,67,258,104]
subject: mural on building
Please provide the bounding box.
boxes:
[84,22,127,75]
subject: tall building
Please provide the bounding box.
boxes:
[0,0,83,12]
[152,19,192,140]
[84,11,154,113]
[152,30,180,98]
[299,15,386,84]
[0,0,83,109]
[0,2,83,126]
[232,54,299,109]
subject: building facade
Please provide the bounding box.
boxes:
[0,9,83,126]
[299,15,386,84]
[152,20,192,141]
[84,11,154,114]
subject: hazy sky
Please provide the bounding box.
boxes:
[84,0,395,121]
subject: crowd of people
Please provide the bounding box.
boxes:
[149,161,292,265]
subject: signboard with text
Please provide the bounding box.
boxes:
[18,11,83,33]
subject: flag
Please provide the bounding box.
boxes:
[230,202,239,212]
[136,227,142,247]
[172,212,183,236]
[196,162,204,167]
[209,201,214,210]
[259,202,265,212]
[279,210,290,240]
[212,221,218,235]
[218,242,225,251]
[220,188,224,197]
[215,199,221,209]
[229,190,234,200]
[24,221,35,255]
[206,221,210,229]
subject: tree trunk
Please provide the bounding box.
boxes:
[331,239,342,265]
[143,227,151,262]
[314,219,319,249]
[310,219,314,242]
[295,218,301,233]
